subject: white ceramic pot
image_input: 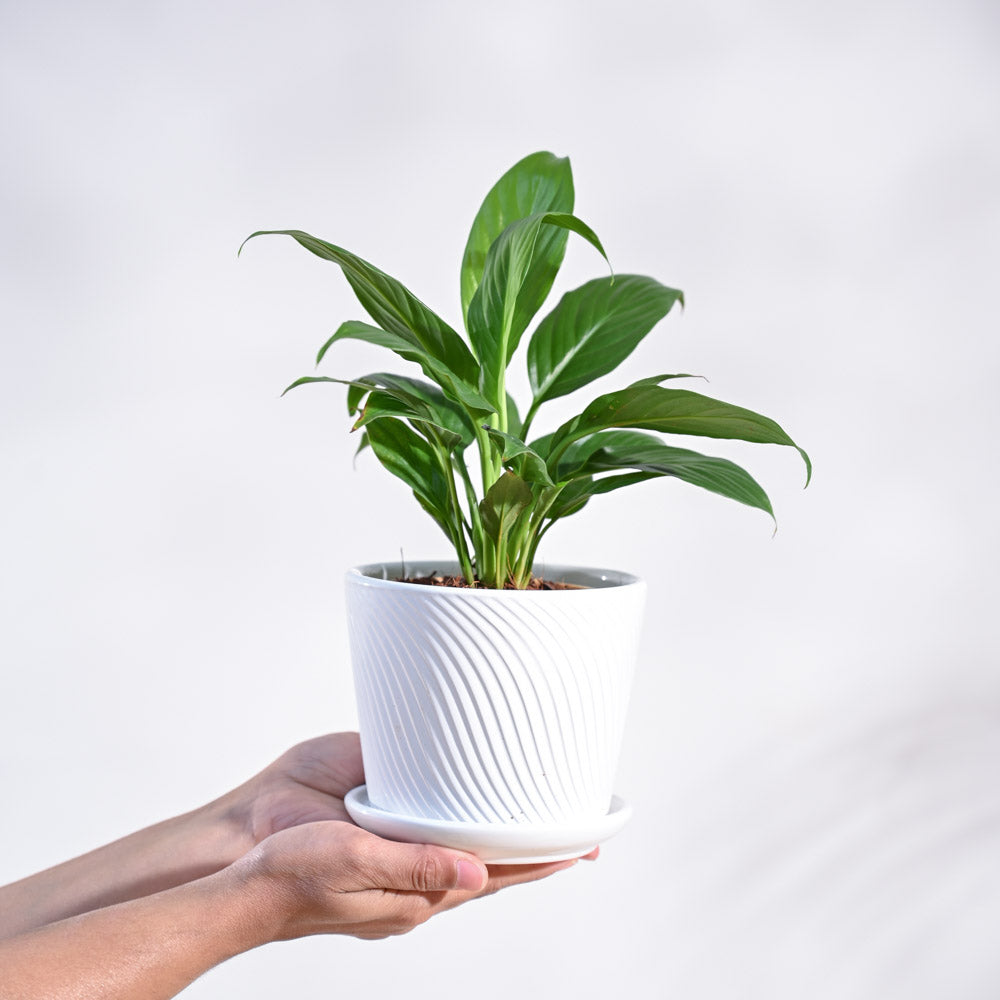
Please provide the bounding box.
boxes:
[343,560,646,862]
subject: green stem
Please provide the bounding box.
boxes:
[456,458,485,578]
[522,519,552,577]
[494,530,506,589]
[432,438,475,584]
[507,510,534,587]
[512,485,563,585]
[474,425,501,494]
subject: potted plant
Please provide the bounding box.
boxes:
[242,151,809,861]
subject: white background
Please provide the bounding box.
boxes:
[2,1,998,997]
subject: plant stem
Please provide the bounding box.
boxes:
[507,510,535,586]
[474,424,501,494]
[455,458,484,564]
[433,439,475,584]
[497,391,508,435]
[457,460,488,582]
[512,485,563,585]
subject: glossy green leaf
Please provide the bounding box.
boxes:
[316,321,407,366]
[243,231,493,417]
[466,211,611,409]
[484,428,554,486]
[545,472,653,521]
[525,430,556,460]
[354,391,463,451]
[282,375,349,397]
[283,373,470,450]
[479,471,533,544]
[461,152,574,325]
[365,418,453,539]
[350,373,475,446]
[549,384,811,484]
[253,152,811,588]
[353,431,370,464]
[346,378,369,415]
[627,373,703,388]
[318,324,494,420]
[557,430,773,519]
[527,276,683,406]
[544,476,596,520]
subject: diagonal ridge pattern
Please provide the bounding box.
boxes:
[346,562,646,825]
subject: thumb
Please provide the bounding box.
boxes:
[377,841,488,893]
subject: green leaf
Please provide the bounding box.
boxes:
[527,276,683,406]
[282,373,471,451]
[627,373,703,388]
[544,476,596,520]
[282,375,350,396]
[557,430,774,519]
[545,472,653,521]
[526,430,556,460]
[365,418,453,539]
[349,373,476,447]
[549,384,812,484]
[243,231,493,417]
[484,428,555,486]
[319,325,494,421]
[346,379,369,416]
[479,471,533,544]
[466,211,611,409]
[316,321,406,366]
[354,391,464,451]
[461,151,574,326]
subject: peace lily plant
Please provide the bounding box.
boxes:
[243,152,809,589]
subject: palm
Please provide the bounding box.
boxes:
[246,733,366,841]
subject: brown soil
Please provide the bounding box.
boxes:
[399,574,585,591]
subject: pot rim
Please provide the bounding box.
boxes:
[346,559,643,594]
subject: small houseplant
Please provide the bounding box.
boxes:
[243,152,809,860]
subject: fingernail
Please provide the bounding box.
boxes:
[455,858,487,891]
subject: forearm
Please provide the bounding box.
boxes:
[0,797,252,939]
[0,867,275,1000]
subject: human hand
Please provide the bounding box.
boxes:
[0,733,594,1000]
[228,818,584,941]
[216,732,598,860]
[0,733,369,940]
[212,733,596,941]
[216,732,367,847]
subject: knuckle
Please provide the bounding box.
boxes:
[334,830,381,887]
[411,850,445,893]
[342,827,374,864]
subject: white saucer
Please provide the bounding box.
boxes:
[344,785,632,864]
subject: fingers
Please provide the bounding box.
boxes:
[481,858,581,894]
[346,836,599,896]
[344,833,488,893]
[338,827,601,897]
[244,822,595,942]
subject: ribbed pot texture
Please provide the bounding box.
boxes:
[345,561,646,826]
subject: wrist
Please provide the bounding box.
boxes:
[216,847,297,947]
[192,788,258,866]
